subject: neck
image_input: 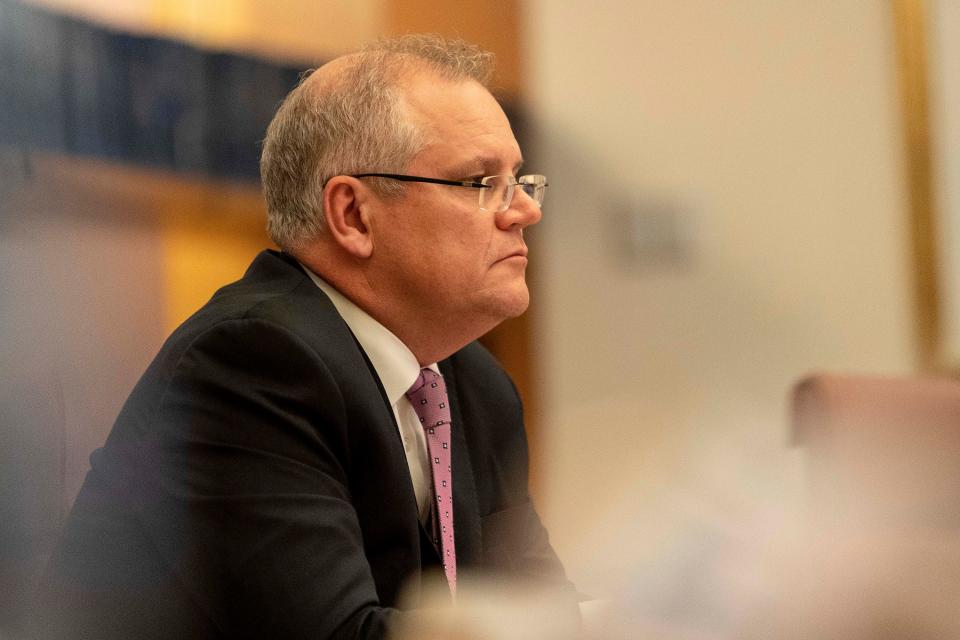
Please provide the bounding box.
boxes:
[349,287,497,365]
[297,249,496,365]
[383,307,497,366]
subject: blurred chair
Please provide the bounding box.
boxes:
[792,373,960,528]
[0,369,67,638]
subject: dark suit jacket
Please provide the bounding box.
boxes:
[35,250,573,639]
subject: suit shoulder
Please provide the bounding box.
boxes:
[133,251,358,405]
[443,340,521,408]
[162,251,341,353]
[177,252,315,327]
[447,340,506,376]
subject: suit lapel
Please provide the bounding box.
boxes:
[266,251,476,571]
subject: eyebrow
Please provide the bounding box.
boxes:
[448,156,525,178]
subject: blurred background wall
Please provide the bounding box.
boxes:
[527,0,915,589]
[930,0,960,370]
[1,0,957,632]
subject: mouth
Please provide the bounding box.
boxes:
[496,248,528,264]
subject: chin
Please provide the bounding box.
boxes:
[492,287,531,320]
[469,280,531,326]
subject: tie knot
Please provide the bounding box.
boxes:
[406,368,451,429]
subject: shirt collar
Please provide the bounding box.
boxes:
[300,263,439,404]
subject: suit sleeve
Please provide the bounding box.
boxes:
[139,318,399,639]
[449,344,578,599]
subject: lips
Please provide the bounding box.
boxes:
[497,248,528,263]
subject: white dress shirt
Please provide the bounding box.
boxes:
[301,265,436,525]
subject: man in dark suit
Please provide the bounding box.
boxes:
[37,34,573,639]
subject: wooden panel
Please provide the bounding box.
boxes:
[893,0,944,371]
[384,0,524,98]
[155,181,269,333]
[25,0,385,62]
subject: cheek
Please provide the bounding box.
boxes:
[424,242,490,298]
[392,196,497,279]
[436,217,495,268]
[461,232,498,283]
[458,215,497,256]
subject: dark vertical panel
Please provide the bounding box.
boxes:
[0,0,68,150]
[0,2,17,146]
[124,36,207,169]
[202,53,300,178]
[61,19,109,157]
[0,0,305,182]
[97,34,142,163]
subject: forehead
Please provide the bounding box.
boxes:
[399,71,522,173]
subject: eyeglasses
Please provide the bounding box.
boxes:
[351,173,548,213]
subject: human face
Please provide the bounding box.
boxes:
[368,72,542,331]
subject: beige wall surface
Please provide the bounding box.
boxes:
[930,0,960,368]
[525,0,915,594]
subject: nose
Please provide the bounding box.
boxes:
[495,187,542,231]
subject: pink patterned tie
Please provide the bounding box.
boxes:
[406,368,456,595]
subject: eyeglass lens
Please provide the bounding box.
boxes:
[478,176,547,212]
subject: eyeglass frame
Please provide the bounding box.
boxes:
[349,173,548,212]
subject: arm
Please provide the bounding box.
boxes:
[139,318,400,639]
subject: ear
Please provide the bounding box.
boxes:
[322,176,374,259]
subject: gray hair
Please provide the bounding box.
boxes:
[260,34,495,251]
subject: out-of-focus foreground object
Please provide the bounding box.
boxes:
[391,579,582,640]
[770,372,960,639]
[793,372,960,526]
